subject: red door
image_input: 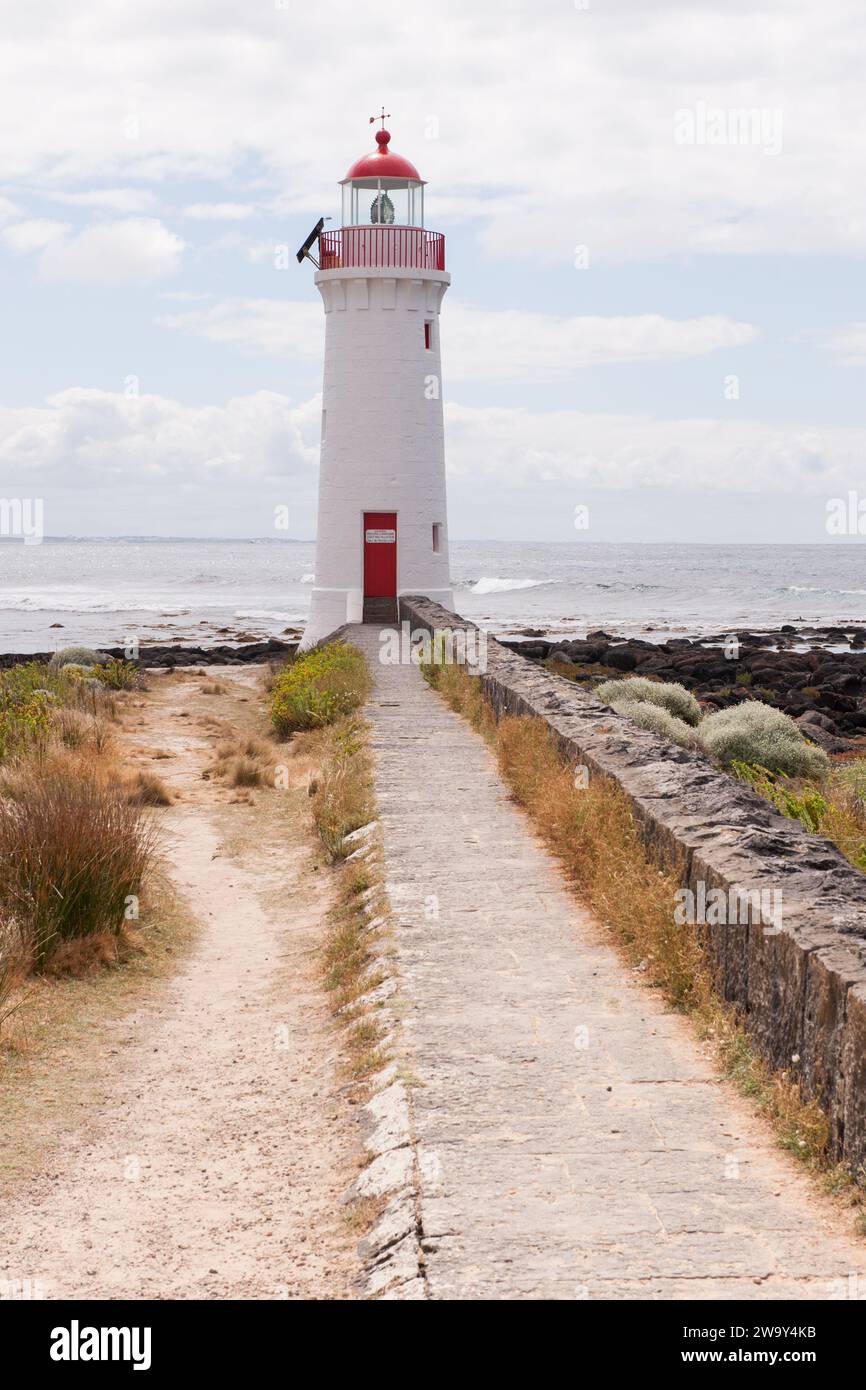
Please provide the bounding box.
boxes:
[363,512,397,597]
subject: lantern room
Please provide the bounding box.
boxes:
[341,128,425,228]
[318,116,445,272]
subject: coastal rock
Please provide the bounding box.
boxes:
[502,625,866,744]
[794,715,858,754]
[0,638,297,672]
[605,645,640,671]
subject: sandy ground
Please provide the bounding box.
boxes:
[0,666,362,1300]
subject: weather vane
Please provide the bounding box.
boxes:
[369,106,391,130]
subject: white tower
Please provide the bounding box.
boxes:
[299,115,453,648]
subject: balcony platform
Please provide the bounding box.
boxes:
[320,226,445,272]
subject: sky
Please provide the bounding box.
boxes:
[1,0,866,543]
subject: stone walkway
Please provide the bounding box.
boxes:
[350,625,866,1300]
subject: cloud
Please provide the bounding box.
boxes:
[158,289,214,302]
[38,218,184,282]
[0,386,322,536]
[2,218,68,252]
[444,307,757,379]
[824,323,866,366]
[0,387,320,489]
[157,295,755,377]
[1,387,864,511]
[245,241,280,265]
[45,187,157,213]
[182,202,256,220]
[444,402,858,497]
[0,195,22,223]
[157,298,322,357]
[0,1,864,262]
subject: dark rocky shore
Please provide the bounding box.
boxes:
[0,637,298,672]
[500,623,866,753]
[5,619,866,754]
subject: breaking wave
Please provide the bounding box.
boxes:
[465,576,547,595]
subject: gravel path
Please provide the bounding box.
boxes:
[0,669,360,1300]
[351,625,866,1300]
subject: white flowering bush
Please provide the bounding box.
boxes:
[699,701,829,778]
[608,698,701,749]
[596,675,701,727]
[49,646,106,669]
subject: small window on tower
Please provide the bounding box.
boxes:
[424,320,432,350]
[432,523,442,553]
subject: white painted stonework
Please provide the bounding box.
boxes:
[300,261,453,648]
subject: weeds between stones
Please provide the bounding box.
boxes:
[309,716,375,862]
[298,646,393,1085]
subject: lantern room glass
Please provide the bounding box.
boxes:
[341,180,425,229]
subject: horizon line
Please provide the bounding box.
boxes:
[3,536,866,548]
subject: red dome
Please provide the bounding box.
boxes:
[342,129,423,184]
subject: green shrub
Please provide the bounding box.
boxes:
[0,661,70,703]
[0,698,50,761]
[0,662,73,761]
[596,675,701,726]
[732,762,829,831]
[271,641,370,735]
[609,698,702,749]
[49,645,106,669]
[730,759,866,871]
[93,657,139,690]
[699,701,829,778]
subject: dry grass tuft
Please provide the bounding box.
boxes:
[0,771,159,972]
[127,770,172,806]
[208,733,277,789]
[309,716,374,861]
[229,755,263,788]
[734,759,866,875]
[306,706,393,1082]
[342,1193,388,1232]
[52,706,111,753]
[41,929,129,978]
[344,1017,388,1080]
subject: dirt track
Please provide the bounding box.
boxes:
[0,667,361,1300]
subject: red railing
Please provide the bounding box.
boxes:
[319,227,445,272]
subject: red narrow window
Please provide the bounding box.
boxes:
[424,320,432,350]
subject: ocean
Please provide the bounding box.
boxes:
[0,538,865,654]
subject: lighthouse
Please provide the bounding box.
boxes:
[298,113,453,648]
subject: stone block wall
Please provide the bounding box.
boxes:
[399,595,866,1174]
